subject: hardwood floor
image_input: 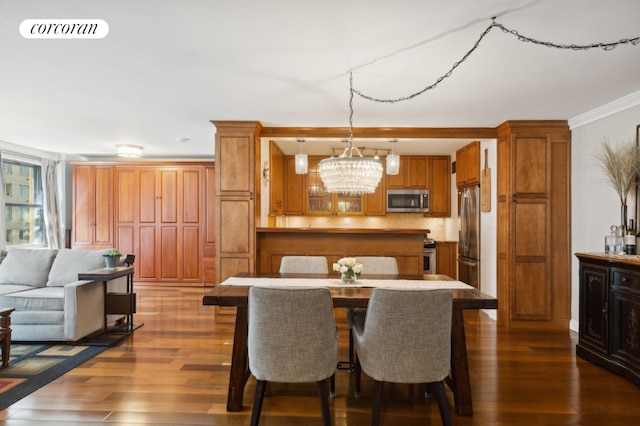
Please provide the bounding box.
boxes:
[2,286,640,425]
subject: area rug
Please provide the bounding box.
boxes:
[0,343,108,411]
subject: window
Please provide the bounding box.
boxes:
[2,158,46,247]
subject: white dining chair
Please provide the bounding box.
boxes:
[279,256,329,274]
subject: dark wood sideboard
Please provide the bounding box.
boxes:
[576,253,640,386]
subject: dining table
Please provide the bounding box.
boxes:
[202,273,498,416]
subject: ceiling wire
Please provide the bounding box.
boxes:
[351,17,640,105]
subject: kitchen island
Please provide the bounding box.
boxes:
[256,227,427,274]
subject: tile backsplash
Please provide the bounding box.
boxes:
[273,213,457,241]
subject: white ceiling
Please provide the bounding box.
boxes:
[1,0,639,159]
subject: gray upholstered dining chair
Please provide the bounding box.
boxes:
[248,286,338,426]
[279,256,329,274]
[352,288,453,426]
[344,257,399,370]
[355,256,400,276]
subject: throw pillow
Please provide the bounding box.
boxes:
[0,248,58,287]
[46,248,108,287]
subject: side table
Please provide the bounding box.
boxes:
[0,308,15,367]
[78,266,139,334]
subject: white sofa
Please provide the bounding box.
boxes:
[0,248,125,342]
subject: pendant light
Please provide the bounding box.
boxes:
[386,139,400,175]
[318,73,383,195]
[295,139,308,174]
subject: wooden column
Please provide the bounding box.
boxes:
[211,121,262,285]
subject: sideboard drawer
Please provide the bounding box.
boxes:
[611,269,640,293]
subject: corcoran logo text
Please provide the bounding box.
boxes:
[20,19,109,39]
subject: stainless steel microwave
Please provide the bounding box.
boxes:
[386,189,429,213]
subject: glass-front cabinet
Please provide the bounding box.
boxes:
[305,156,364,216]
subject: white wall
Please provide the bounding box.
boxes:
[479,139,498,319]
[570,93,640,331]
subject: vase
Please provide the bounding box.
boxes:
[341,273,355,284]
[104,256,120,269]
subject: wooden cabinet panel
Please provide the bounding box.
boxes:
[514,137,547,195]
[183,170,200,223]
[220,198,252,254]
[285,156,304,215]
[456,141,480,188]
[160,170,178,223]
[183,226,201,279]
[408,157,428,188]
[219,136,252,194]
[496,121,570,329]
[72,165,113,248]
[386,156,428,189]
[138,226,156,279]
[385,157,408,189]
[94,167,114,245]
[160,226,178,279]
[436,241,457,279]
[139,170,156,223]
[513,261,548,319]
[115,168,135,224]
[428,156,451,217]
[75,162,209,285]
[213,121,261,287]
[364,177,386,215]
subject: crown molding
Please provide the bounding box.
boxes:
[569,90,640,129]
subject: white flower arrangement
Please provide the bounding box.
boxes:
[333,257,363,280]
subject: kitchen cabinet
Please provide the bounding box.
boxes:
[576,253,640,386]
[364,173,386,216]
[428,156,451,217]
[213,121,262,287]
[304,156,364,216]
[270,153,446,217]
[436,241,457,279]
[456,141,480,188]
[496,121,571,329]
[284,156,305,215]
[72,165,114,249]
[386,156,428,189]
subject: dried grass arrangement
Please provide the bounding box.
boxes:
[595,139,640,206]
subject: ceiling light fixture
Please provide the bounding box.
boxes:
[116,144,143,158]
[318,73,382,195]
[295,139,308,174]
[386,139,400,175]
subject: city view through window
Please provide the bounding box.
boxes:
[3,159,46,246]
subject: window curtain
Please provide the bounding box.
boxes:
[42,159,62,249]
[0,151,6,251]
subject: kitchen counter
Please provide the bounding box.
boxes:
[257,227,430,234]
[256,228,426,274]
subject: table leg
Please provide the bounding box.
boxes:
[449,307,473,416]
[227,305,249,412]
[1,331,10,367]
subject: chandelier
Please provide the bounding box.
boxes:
[319,73,383,195]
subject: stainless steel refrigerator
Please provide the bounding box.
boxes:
[458,185,480,288]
